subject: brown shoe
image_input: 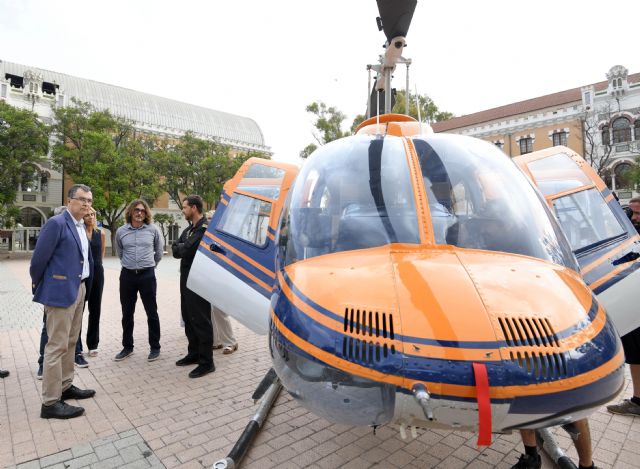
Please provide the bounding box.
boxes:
[223,344,238,355]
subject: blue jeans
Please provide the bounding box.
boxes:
[38,314,82,365]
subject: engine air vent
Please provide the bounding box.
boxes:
[342,307,396,364]
[508,350,568,379]
[342,337,395,364]
[343,307,394,339]
[498,316,560,347]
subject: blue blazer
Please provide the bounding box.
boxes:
[30,211,94,308]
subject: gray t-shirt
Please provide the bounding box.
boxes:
[116,223,163,270]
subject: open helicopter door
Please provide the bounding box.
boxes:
[187,157,299,335]
[514,146,640,336]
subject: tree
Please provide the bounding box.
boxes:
[0,102,49,227]
[582,103,615,177]
[153,213,176,251]
[303,94,453,158]
[152,133,261,209]
[51,99,163,253]
[392,90,454,123]
[300,102,350,159]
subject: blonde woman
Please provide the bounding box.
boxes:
[84,207,105,357]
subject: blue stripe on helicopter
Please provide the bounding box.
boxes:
[198,237,275,287]
[267,225,277,236]
[272,288,618,388]
[507,364,624,415]
[281,270,600,349]
[593,260,640,295]
[197,244,271,298]
[222,191,231,202]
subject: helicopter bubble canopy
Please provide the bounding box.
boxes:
[278,133,578,272]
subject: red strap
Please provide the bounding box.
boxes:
[472,362,492,446]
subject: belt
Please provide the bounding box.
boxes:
[123,267,153,274]
[81,278,88,284]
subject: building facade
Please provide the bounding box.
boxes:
[432,65,640,202]
[0,59,270,249]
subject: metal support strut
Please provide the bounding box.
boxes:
[213,370,282,469]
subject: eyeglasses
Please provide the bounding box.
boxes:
[133,208,146,214]
[71,197,93,205]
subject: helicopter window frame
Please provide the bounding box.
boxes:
[550,187,627,254]
[217,192,274,248]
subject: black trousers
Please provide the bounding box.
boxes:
[119,268,161,351]
[86,263,104,350]
[180,271,213,365]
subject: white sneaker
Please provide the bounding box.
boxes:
[88,349,98,357]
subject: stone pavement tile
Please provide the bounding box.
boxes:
[383,449,415,467]
[435,455,467,468]
[15,461,40,469]
[65,453,99,468]
[613,461,640,469]
[94,442,119,460]
[157,455,179,468]
[175,445,207,464]
[90,455,125,469]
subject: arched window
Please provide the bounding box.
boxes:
[635,121,640,141]
[601,125,610,145]
[612,117,631,144]
[614,162,633,189]
[17,207,45,227]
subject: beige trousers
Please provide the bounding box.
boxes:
[42,283,86,406]
[212,306,236,347]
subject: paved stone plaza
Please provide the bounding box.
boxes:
[1,257,639,468]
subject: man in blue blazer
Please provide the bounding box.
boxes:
[30,183,96,419]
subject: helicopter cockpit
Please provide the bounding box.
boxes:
[278,132,578,273]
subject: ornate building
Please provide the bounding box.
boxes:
[0,59,270,238]
[433,65,640,202]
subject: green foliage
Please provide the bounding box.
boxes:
[51,99,163,252]
[0,102,49,227]
[300,101,349,159]
[301,93,453,159]
[151,133,261,209]
[392,90,454,122]
[153,213,176,249]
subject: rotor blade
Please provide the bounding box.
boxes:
[376,0,417,42]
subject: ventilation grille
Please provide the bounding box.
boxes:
[498,316,559,347]
[498,316,568,378]
[343,307,395,339]
[342,307,396,363]
[507,350,568,379]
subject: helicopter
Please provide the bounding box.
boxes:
[187,0,633,446]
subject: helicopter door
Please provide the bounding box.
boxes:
[514,147,640,336]
[187,158,299,335]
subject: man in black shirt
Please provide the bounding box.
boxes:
[172,195,214,378]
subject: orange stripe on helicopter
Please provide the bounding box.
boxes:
[590,261,639,292]
[271,307,624,399]
[203,231,275,279]
[402,138,430,244]
[581,236,639,275]
[199,240,272,293]
[278,269,609,361]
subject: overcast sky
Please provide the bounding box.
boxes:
[1,0,639,165]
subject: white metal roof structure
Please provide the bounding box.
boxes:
[0,60,269,153]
